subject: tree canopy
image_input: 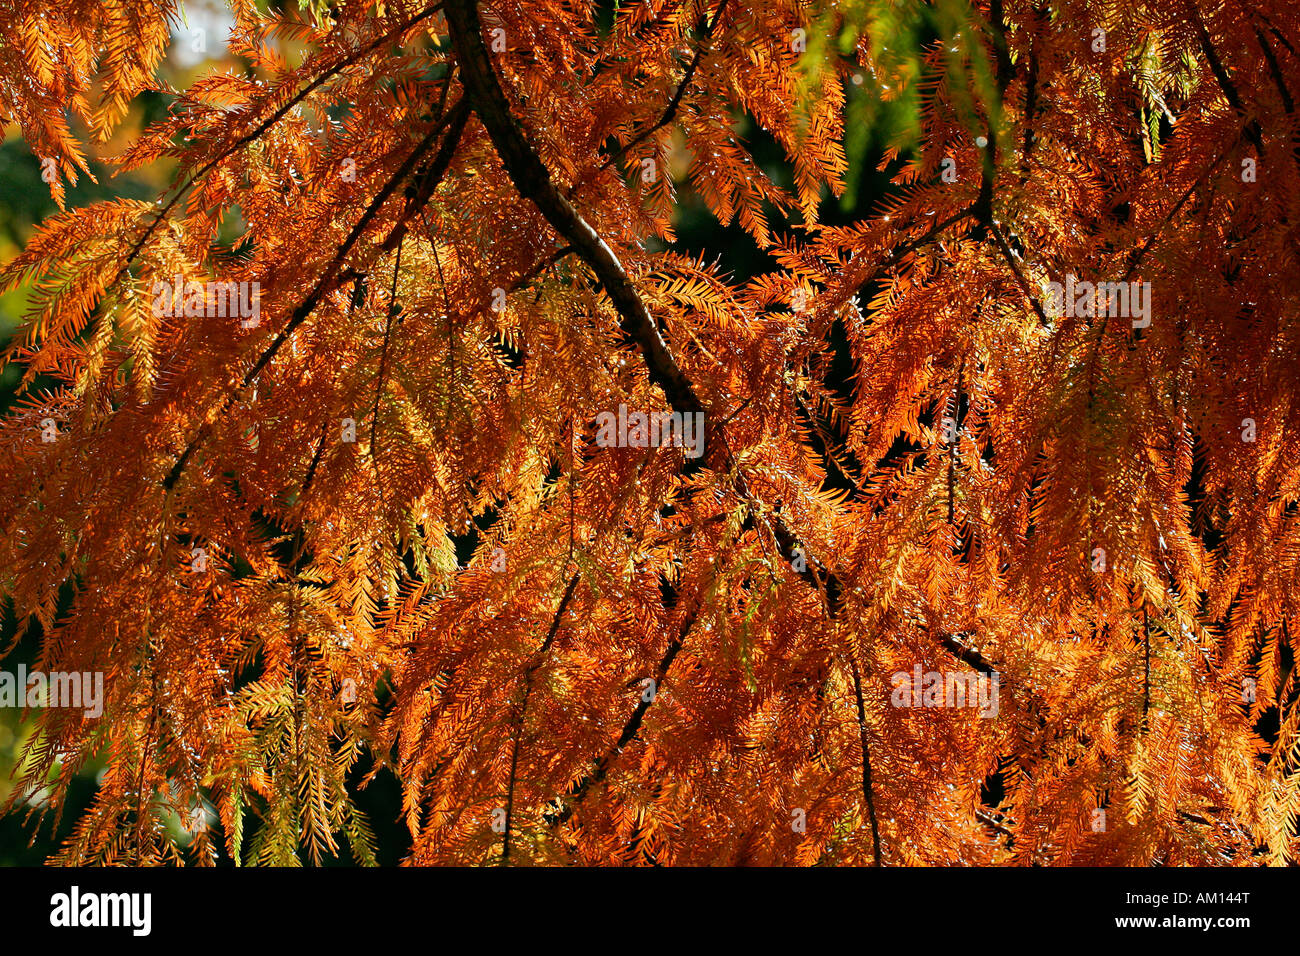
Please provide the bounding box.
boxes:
[1,0,1298,865]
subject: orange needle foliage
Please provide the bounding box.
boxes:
[0,0,1298,866]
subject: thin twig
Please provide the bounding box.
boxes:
[370,235,405,479]
[502,572,581,863]
[546,602,699,828]
[162,100,467,492]
[849,655,883,866]
[113,4,447,288]
[591,0,731,181]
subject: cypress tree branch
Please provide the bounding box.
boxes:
[445,0,846,614]
[1192,8,1266,156]
[849,655,883,866]
[590,0,731,180]
[502,572,580,863]
[162,99,469,492]
[445,0,704,419]
[114,3,448,290]
[544,602,699,829]
[445,0,1000,695]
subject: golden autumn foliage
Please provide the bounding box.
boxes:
[0,0,1298,866]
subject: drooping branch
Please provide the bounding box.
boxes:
[444,0,1002,687]
[1020,8,1048,173]
[242,98,471,393]
[113,3,449,291]
[1192,7,1266,156]
[544,602,699,829]
[590,0,731,181]
[1121,146,1230,282]
[502,571,581,863]
[947,368,961,525]
[790,395,1000,680]
[1142,601,1151,724]
[375,96,472,258]
[990,221,1050,326]
[849,655,883,866]
[447,0,849,607]
[370,235,405,478]
[162,99,469,492]
[445,0,703,419]
[973,0,1016,228]
[1256,27,1300,174]
[815,207,973,340]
